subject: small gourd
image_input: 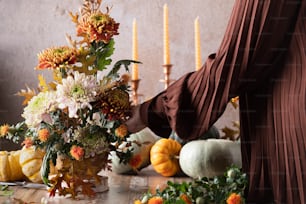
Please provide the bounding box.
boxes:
[179,139,242,178]
[110,128,158,174]
[19,146,45,183]
[0,150,25,181]
[150,138,182,177]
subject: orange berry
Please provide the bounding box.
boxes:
[226,193,242,204]
[38,128,50,142]
[148,196,163,204]
[70,145,84,161]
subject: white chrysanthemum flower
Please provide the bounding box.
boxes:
[56,71,99,118]
[22,91,58,128]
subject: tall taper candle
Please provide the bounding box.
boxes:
[163,4,170,65]
[194,16,202,71]
[132,18,139,80]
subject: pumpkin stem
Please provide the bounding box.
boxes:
[172,155,180,160]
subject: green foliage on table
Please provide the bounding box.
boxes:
[0,185,13,196]
[138,165,247,204]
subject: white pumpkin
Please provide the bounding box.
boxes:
[110,128,159,174]
[179,139,242,178]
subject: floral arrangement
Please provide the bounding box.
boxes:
[0,0,138,198]
[134,166,247,204]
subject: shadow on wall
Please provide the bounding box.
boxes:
[0,49,24,151]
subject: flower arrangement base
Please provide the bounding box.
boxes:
[92,176,109,193]
[48,153,110,199]
[0,0,137,200]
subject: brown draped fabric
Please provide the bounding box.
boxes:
[130,0,305,203]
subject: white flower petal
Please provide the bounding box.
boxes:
[56,71,99,118]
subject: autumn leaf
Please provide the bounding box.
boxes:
[72,48,97,75]
[230,96,239,109]
[38,74,49,92]
[15,85,36,105]
[221,126,240,141]
[52,69,61,83]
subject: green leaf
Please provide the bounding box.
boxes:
[93,39,115,71]
[107,59,141,79]
[0,185,8,191]
[0,187,13,196]
[136,165,248,204]
[40,150,53,186]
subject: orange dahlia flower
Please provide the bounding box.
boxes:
[77,11,119,44]
[36,46,77,70]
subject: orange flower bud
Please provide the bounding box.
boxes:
[180,194,192,204]
[70,145,84,161]
[115,124,128,138]
[148,196,163,204]
[38,128,50,142]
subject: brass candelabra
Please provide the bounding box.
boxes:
[130,79,141,105]
[160,64,173,89]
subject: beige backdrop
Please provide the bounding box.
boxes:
[0,0,237,147]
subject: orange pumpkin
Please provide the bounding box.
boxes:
[150,138,181,177]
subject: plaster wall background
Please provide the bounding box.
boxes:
[0,0,237,148]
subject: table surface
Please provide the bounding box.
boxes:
[0,166,192,204]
